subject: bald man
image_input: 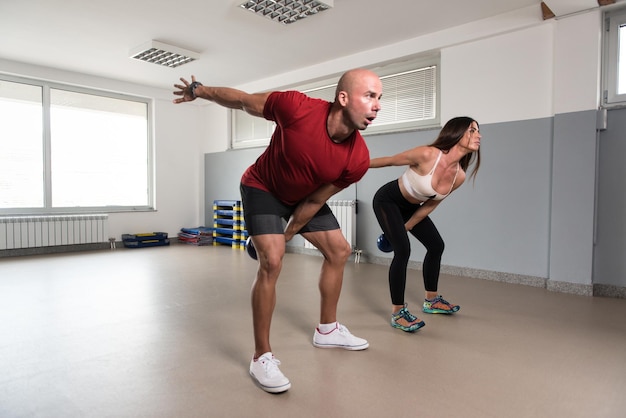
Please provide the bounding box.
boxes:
[174,68,383,393]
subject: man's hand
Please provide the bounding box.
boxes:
[173,75,198,104]
[284,184,343,240]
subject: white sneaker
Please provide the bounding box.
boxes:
[249,352,291,393]
[312,323,369,350]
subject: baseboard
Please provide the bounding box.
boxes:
[0,242,111,258]
[546,280,593,296]
[593,283,626,299]
[441,264,548,288]
[0,238,182,258]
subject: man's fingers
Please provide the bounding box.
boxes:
[173,76,196,104]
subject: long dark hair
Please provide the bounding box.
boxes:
[429,116,480,182]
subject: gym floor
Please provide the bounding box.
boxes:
[1,244,624,417]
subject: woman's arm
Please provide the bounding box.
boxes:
[405,169,466,229]
[369,146,433,168]
[405,199,442,230]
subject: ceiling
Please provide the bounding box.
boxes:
[0,0,567,90]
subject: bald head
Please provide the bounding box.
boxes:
[335,68,381,100]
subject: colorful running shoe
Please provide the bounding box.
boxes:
[391,304,425,332]
[423,295,460,314]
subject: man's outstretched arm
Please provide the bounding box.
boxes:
[173,75,270,117]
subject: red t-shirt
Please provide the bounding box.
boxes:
[240,91,369,206]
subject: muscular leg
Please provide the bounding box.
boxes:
[301,229,352,324]
[250,233,286,358]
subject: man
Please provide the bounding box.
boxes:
[173,68,382,393]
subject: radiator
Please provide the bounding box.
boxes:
[0,214,109,250]
[304,200,356,250]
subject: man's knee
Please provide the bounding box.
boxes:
[258,251,284,277]
[328,239,352,262]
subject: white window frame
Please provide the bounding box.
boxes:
[0,74,154,215]
[603,6,626,106]
[231,55,440,149]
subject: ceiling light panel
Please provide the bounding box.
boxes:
[129,41,199,68]
[239,0,334,25]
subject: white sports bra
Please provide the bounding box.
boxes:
[401,150,459,201]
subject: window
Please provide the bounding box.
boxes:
[231,56,440,149]
[603,7,626,106]
[0,76,153,214]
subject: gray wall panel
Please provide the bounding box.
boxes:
[204,148,263,223]
[549,111,597,285]
[594,107,626,287]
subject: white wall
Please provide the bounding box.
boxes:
[441,24,555,124]
[553,11,603,114]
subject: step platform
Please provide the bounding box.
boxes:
[122,232,170,248]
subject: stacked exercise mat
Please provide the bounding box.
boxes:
[212,200,248,250]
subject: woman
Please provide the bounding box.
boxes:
[370,117,481,332]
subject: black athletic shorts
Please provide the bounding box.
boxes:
[240,184,339,236]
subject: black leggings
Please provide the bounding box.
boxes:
[372,180,444,305]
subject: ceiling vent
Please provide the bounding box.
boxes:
[239,0,333,25]
[129,41,199,68]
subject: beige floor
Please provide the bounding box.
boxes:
[0,244,625,418]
